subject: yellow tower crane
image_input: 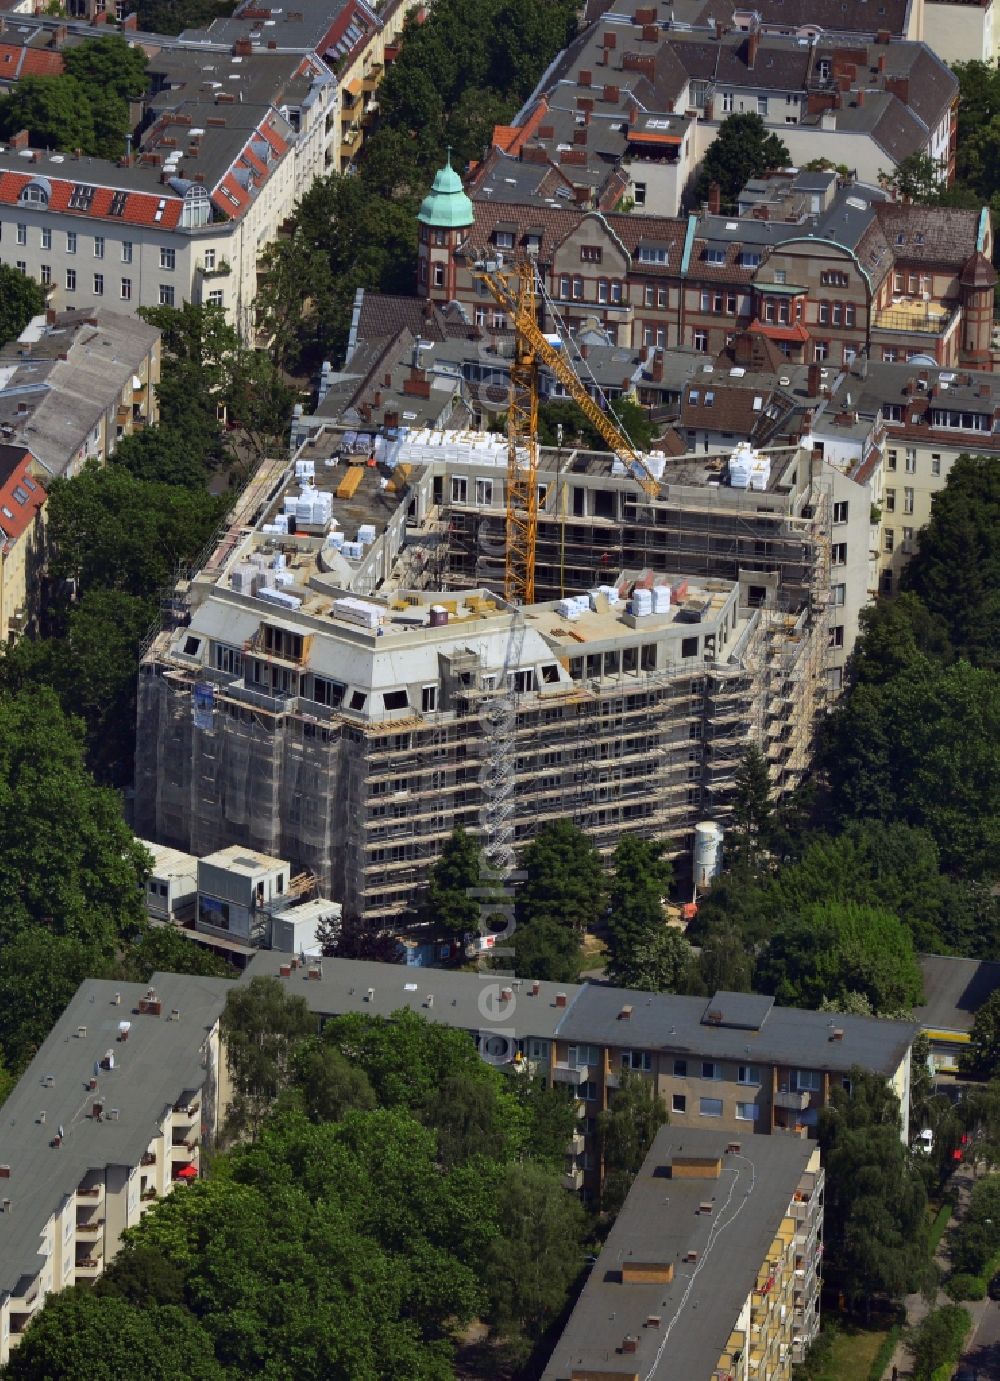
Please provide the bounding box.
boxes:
[474,254,662,605]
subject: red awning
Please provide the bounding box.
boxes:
[628,131,682,146]
[176,1163,198,1180]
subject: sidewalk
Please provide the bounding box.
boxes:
[881,1165,977,1380]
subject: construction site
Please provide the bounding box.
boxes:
[134,258,833,929]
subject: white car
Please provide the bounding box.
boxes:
[915,1128,934,1155]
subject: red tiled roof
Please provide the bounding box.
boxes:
[0,167,183,229]
[0,42,63,81]
[750,319,810,343]
[0,446,45,547]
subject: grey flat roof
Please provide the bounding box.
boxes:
[541,1125,814,1381]
[241,957,916,1075]
[558,984,917,1076]
[241,953,585,1038]
[915,955,1000,1036]
[0,973,232,1296]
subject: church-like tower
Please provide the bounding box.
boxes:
[416,153,474,304]
[959,250,997,369]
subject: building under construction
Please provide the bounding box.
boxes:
[134,428,834,925]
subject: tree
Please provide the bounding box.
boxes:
[950,1174,1000,1275]
[3,1289,221,1381]
[901,454,1000,669]
[533,396,657,453]
[482,1160,587,1350]
[962,991,1000,1080]
[694,114,790,210]
[46,463,225,601]
[0,76,96,155]
[289,1037,377,1123]
[511,916,583,983]
[730,744,773,864]
[755,900,922,1014]
[220,977,315,1135]
[612,925,695,993]
[517,819,605,935]
[905,1304,972,1380]
[597,1071,668,1212]
[62,35,149,103]
[880,151,943,203]
[818,1069,931,1312]
[0,264,45,348]
[605,836,673,983]
[684,921,754,994]
[110,427,211,489]
[113,925,232,984]
[414,826,483,936]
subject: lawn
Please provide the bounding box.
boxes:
[803,1323,895,1381]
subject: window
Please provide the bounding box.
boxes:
[885,487,895,512]
[621,1050,652,1072]
[736,1102,759,1121]
[160,247,175,271]
[475,477,494,506]
[122,240,133,263]
[40,227,51,250]
[633,181,646,206]
[599,279,609,304]
[757,96,768,116]
[737,1065,760,1085]
[741,250,761,269]
[828,624,844,649]
[92,273,103,296]
[832,582,846,605]
[793,1069,822,1092]
[432,263,445,288]
[14,260,25,274]
[701,1061,722,1080]
[450,476,467,504]
[820,270,848,288]
[40,264,51,286]
[15,224,26,246]
[159,285,175,306]
[681,636,699,658]
[94,236,105,259]
[121,277,132,300]
[580,245,602,263]
[569,1044,599,1069]
[67,231,77,254]
[814,341,829,362]
[831,542,847,565]
[207,289,224,308]
[572,276,583,300]
[700,1097,723,1117]
[637,245,668,265]
[880,569,893,595]
[887,449,897,472]
[845,304,855,328]
[421,685,437,713]
[902,526,914,552]
[693,330,708,353]
[833,500,848,524]
[818,301,829,325]
[903,487,914,514]
[203,248,215,270]
[672,1093,687,1113]
[884,528,895,553]
[580,1080,599,1102]
[722,90,733,112]
[706,247,726,265]
[673,1059,687,1078]
[559,275,571,298]
[527,1038,549,1061]
[773,269,786,284]
[905,448,917,472]
[931,454,941,476]
[65,268,76,292]
[383,689,408,711]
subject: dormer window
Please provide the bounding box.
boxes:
[495,231,514,250]
[20,178,51,206]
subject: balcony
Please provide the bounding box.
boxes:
[196,258,231,278]
[562,1167,584,1191]
[552,1063,586,1086]
[76,1182,104,1204]
[75,1248,103,1276]
[75,1215,104,1238]
[873,299,956,336]
[567,1132,586,1156]
[774,1088,810,1112]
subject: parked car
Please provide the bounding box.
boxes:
[915,1128,934,1155]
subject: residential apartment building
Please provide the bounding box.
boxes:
[542,1126,824,1379]
[0,973,233,1367]
[0,306,160,479]
[471,0,957,220]
[0,42,337,335]
[243,952,917,1198]
[0,442,45,640]
[419,161,995,374]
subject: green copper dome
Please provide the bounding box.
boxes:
[418,153,474,229]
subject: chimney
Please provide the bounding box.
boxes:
[708,180,721,215]
[715,17,726,38]
[579,69,591,86]
[877,53,886,72]
[366,987,375,1001]
[10,128,29,151]
[122,11,138,27]
[651,349,664,382]
[747,29,760,69]
[555,991,568,1008]
[618,1004,633,1020]
[808,362,822,395]
[876,26,891,42]
[232,36,253,56]
[603,30,616,49]
[830,1027,845,1041]
[531,980,541,996]
[279,963,291,977]
[603,84,620,103]
[623,1337,639,1354]
[642,23,658,40]
[856,88,864,107]
[0,1165,9,1179]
